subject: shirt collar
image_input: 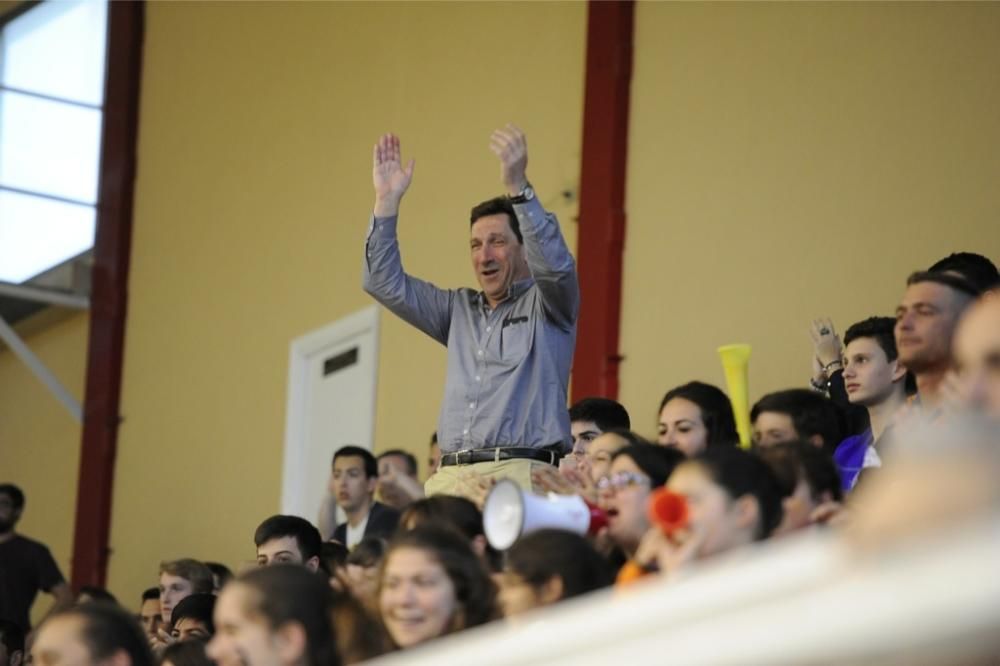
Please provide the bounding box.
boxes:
[473,277,533,310]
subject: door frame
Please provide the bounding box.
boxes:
[281,305,380,516]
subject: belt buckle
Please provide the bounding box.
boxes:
[453,449,473,466]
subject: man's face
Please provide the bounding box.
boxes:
[31,615,93,666]
[585,432,629,483]
[172,617,211,642]
[207,584,282,666]
[378,454,414,480]
[470,213,528,307]
[330,455,376,513]
[895,282,967,374]
[953,298,1000,417]
[570,420,601,457]
[159,573,194,624]
[256,536,317,572]
[752,412,799,448]
[842,337,904,407]
[139,598,162,639]
[0,494,21,534]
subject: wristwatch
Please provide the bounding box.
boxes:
[508,182,535,204]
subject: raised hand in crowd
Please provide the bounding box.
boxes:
[372,133,415,217]
[809,317,843,387]
[632,522,706,581]
[489,123,529,194]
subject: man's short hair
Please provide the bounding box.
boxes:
[141,587,160,602]
[253,515,322,562]
[377,450,418,477]
[168,594,216,633]
[928,252,1000,292]
[78,586,118,605]
[568,397,631,431]
[906,270,982,299]
[332,445,377,478]
[204,562,233,588]
[756,441,843,504]
[54,603,153,666]
[159,640,212,666]
[470,196,522,243]
[750,389,845,452]
[0,618,24,655]
[843,316,899,362]
[345,537,388,568]
[320,541,349,572]
[157,560,214,594]
[0,484,25,511]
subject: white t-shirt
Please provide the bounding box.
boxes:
[346,514,369,550]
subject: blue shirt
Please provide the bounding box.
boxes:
[363,196,579,453]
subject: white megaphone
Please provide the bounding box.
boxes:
[483,479,609,550]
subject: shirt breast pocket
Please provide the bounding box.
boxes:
[499,316,531,364]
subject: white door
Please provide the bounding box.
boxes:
[281,306,380,522]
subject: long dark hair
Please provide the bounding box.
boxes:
[236,565,341,666]
[506,529,612,600]
[659,381,739,448]
[380,526,498,638]
[688,447,784,540]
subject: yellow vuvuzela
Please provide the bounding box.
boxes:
[718,344,752,449]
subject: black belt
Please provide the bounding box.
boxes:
[440,446,562,467]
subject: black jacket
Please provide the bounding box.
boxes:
[332,501,400,545]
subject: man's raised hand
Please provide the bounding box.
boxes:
[373,133,414,217]
[489,124,528,196]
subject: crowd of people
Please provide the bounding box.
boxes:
[2,125,999,665]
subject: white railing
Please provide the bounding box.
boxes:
[372,513,1000,665]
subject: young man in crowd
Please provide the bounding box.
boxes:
[330,446,399,548]
[32,603,152,666]
[137,588,162,643]
[0,484,73,634]
[751,390,845,454]
[895,271,979,409]
[157,559,213,626]
[928,251,999,294]
[757,441,843,535]
[376,450,424,510]
[204,562,232,593]
[167,594,215,641]
[951,295,1000,418]
[834,317,909,490]
[253,515,322,571]
[568,397,631,458]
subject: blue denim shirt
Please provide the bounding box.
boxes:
[363,196,579,453]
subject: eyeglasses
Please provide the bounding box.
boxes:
[596,471,651,492]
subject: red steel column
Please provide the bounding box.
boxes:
[71,0,144,589]
[572,0,634,401]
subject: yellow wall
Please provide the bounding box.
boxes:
[5,0,1000,614]
[619,2,1000,436]
[106,1,585,605]
[0,313,87,623]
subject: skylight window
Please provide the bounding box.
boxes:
[0,0,108,283]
